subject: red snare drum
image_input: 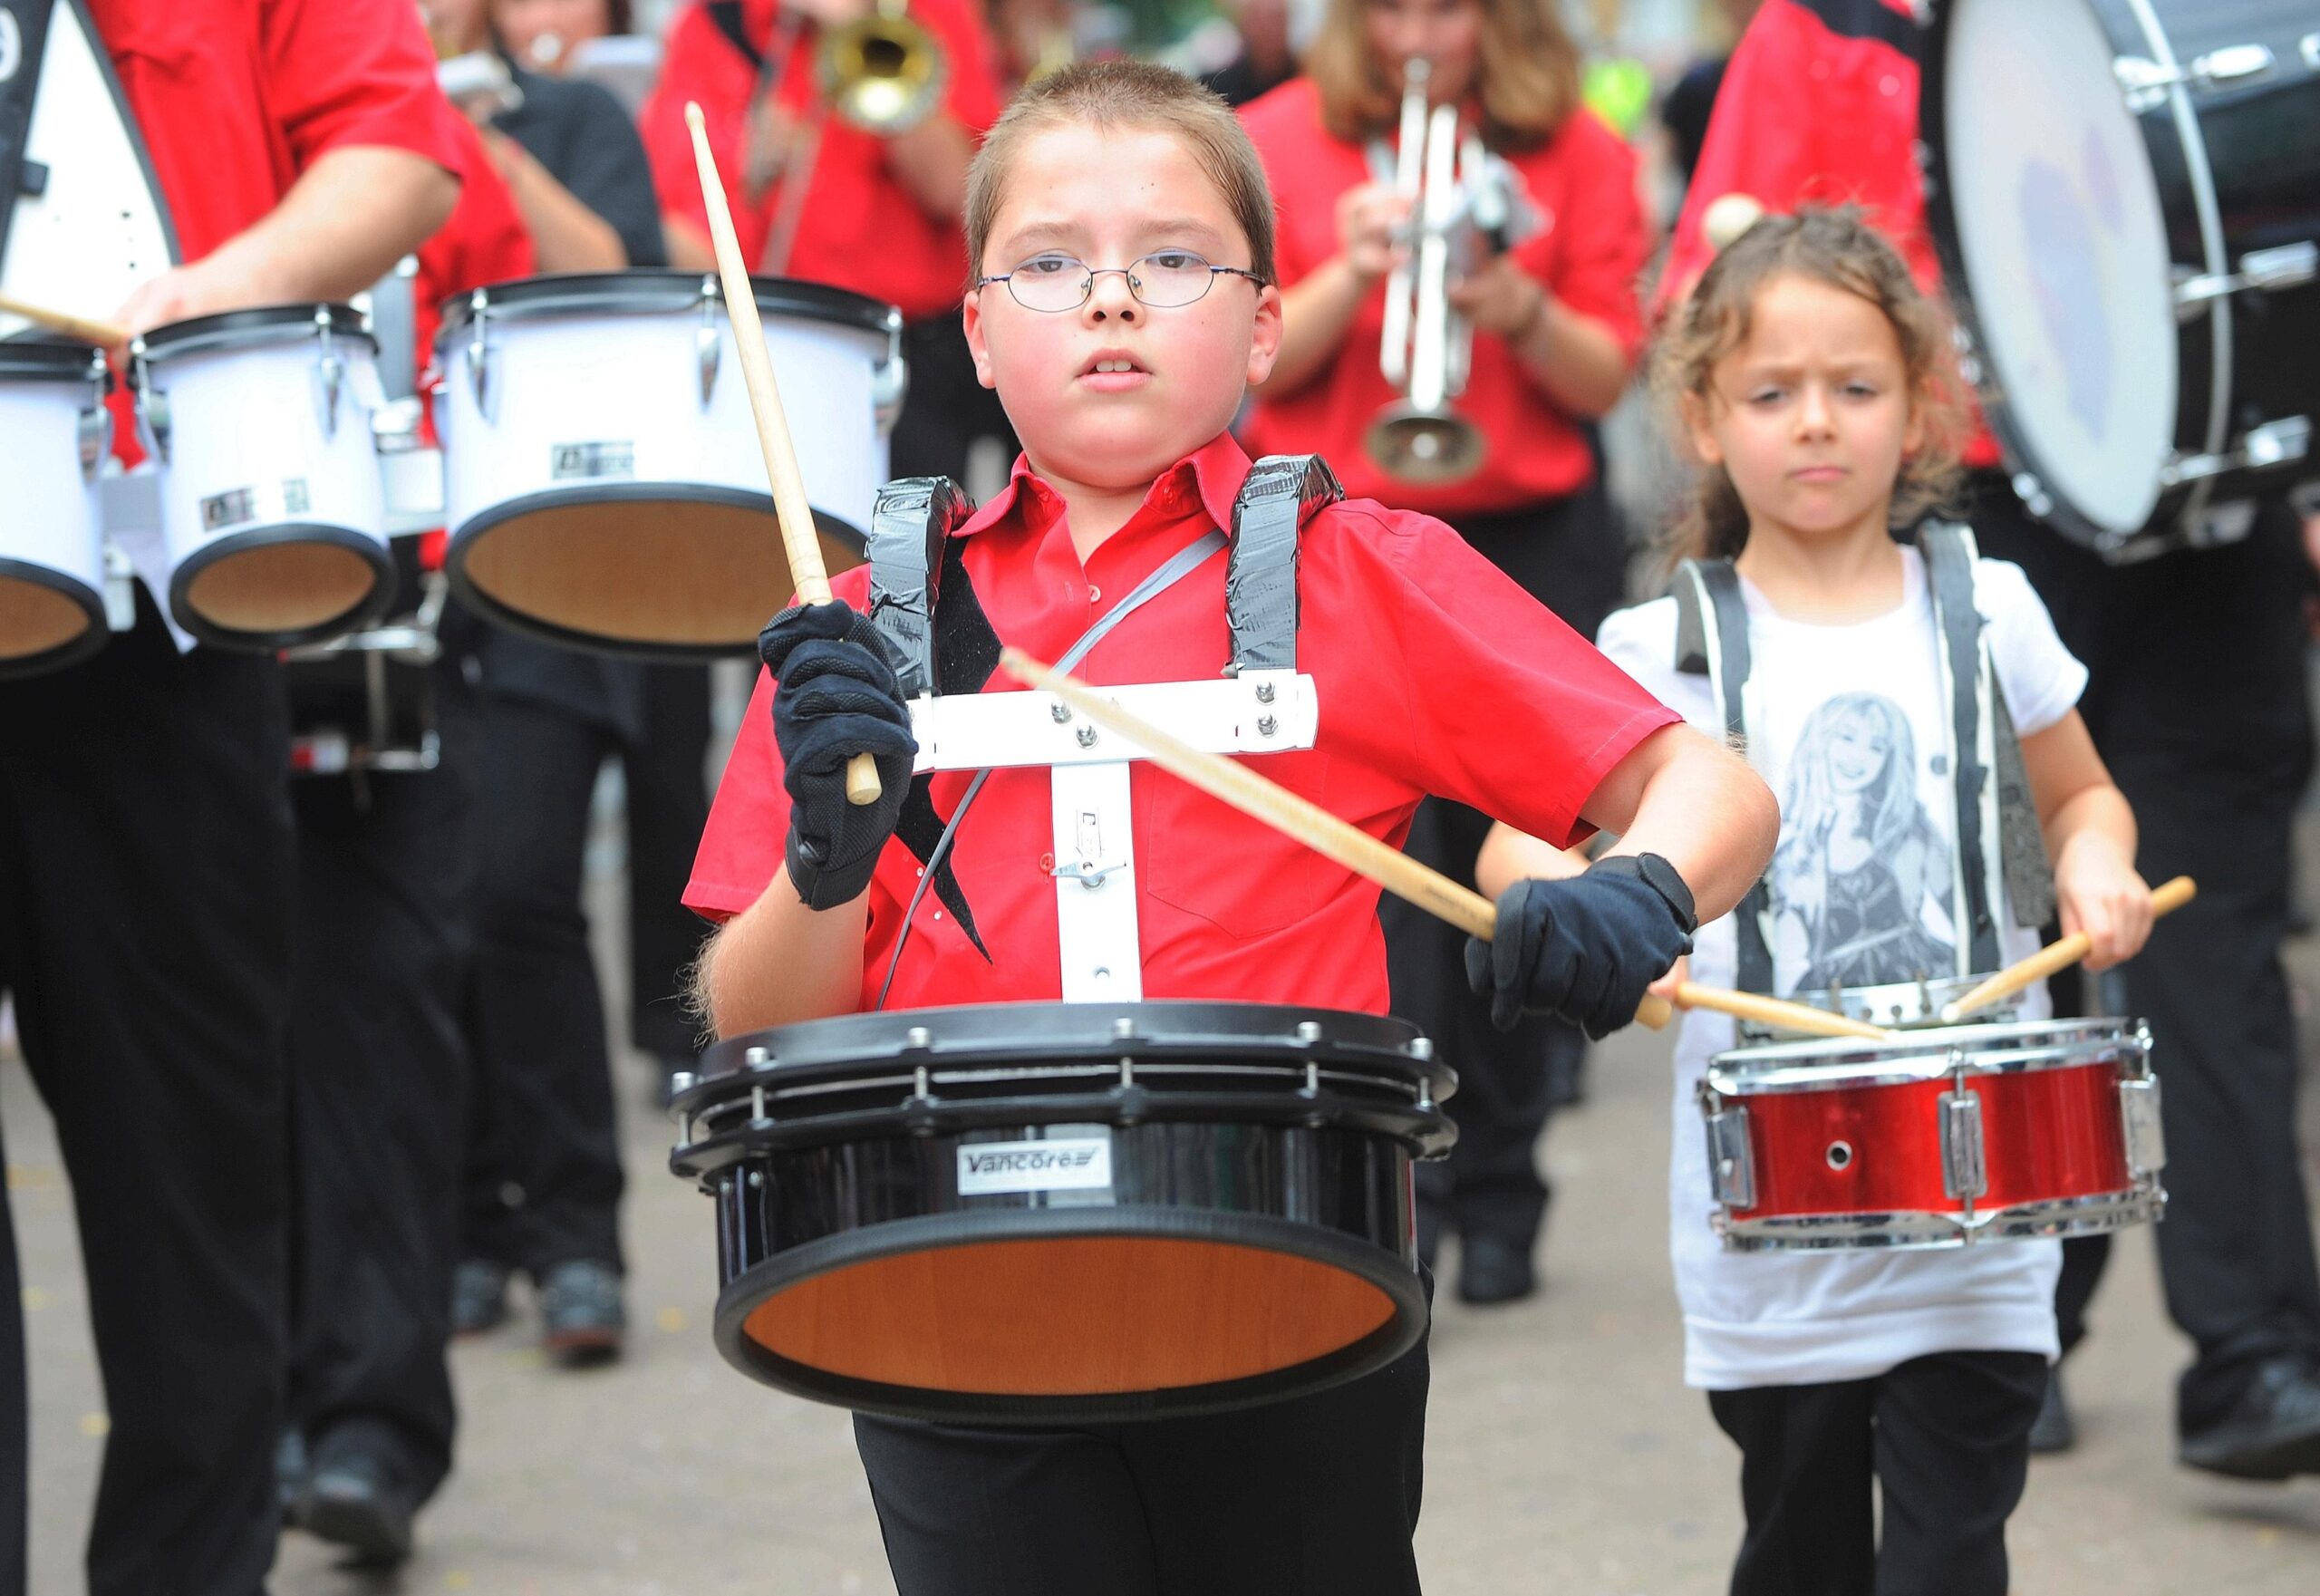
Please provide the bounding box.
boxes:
[1699,1020,2165,1251]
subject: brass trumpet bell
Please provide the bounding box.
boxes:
[820,1,948,133]
[1365,402,1487,486]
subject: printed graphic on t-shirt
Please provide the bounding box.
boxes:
[1766,691,1958,994]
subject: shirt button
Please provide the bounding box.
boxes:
[1088,585,1102,603]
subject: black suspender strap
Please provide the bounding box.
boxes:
[1919,522,2004,972]
[1675,558,1774,993]
[1225,453,1340,673]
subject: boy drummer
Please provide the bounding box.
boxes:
[686,61,1777,1595]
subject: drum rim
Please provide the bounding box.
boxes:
[708,1204,1430,1426]
[433,268,901,343]
[691,1001,1445,1092]
[1716,1185,2166,1253]
[132,303,373,363]
[440,483,869,662]
[0,337,109,382]
[1917,0,2171,551]
[0,557,110,681]
[1705,1016,2144,1094]
[165,524,395,653]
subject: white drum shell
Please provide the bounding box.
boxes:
[0,370,107,673]
[437,301,886,547]
[138,323,392,646]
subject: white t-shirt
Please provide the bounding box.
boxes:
[1597,547,2089,1389]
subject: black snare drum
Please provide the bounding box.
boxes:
[668,1001,1455,1426]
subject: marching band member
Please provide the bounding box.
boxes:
[1666,0,2320,1479]
[1589,207,2151,1596]
[638,0,1015,487]
[685,62,1776,1593]
[0,5,459,1591]
[1239,0,1649,1301]
[279,105,536,1564]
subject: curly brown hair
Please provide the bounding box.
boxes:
[1654,207,1967,568]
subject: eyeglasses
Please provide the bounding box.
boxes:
[975,250,1267,313]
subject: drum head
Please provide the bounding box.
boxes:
[1929,0,2176,537]
[0,565,104,677]
[448,490,867,657]
[170,530,392,649]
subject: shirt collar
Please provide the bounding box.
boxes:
[954,433,1255,543]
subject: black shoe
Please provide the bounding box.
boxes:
[295,1436,419,1565]
[1456,1235,1538,1306]
[450,1258,511,1337]
[2029,1367,2076,1455]
[2179,1358,2320,1481]
[539,1258,626,1366]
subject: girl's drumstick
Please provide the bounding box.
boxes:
[0,291,130,349]
[1938,875,2198,1023]
[682,102,880,807]
[1000,648,1895,1042]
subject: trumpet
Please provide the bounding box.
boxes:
[819,0,948,134]
[1367,60,1538,485]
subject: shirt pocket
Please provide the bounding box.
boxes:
[1136,750,1332,941]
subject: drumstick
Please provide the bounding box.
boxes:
[0,292,130,349]
[1000,648,1896,1042]
[682,102,880,808]
[1938,875,2198,1023]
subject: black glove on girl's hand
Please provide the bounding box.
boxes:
[1463,856,1697,1040]
[760,603,917,911]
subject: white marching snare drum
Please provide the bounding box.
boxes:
[0,338,111,677]
[435,270,899,658]
[131,304,395,648]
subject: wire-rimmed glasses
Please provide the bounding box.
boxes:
[975,249,1267,313]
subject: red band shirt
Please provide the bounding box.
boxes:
[685,434,1680,1016]
[637,0,1003,320]
[1239,78,1649,517]
[90,0,460,263]
[1658,0,2001,466]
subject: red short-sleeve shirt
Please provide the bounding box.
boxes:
[637,0,1003,320]
[1658,0,2000,465]
[90,0,461,263]
[1238,78,1649,517]
[685,433,1680,1016]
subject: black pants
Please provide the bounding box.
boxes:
[626,663,715,1061]
[0,605,295,1596]
[1383,485,1629,1252]
[285,669,476,1501]
[1706,1350,2047,1596]
[889,314,1018,489]
[1973,484,2320,1427]
[854,1334,1430,1596]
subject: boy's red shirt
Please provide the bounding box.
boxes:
[685,433,1681,1017]
[1238,77,1650,517]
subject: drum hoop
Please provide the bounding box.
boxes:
[707,1204,1430,1427]
[1705,1018,2144,1095]
[1716,1185,2166,1253]
[433,269,899,343]
[0,337,107,381]
[132,303,373,365]
[165,524,393,653]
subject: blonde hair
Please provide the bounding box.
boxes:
[964,61,1277,288]
[1305,0,1582,150]
[1654,206,1967,566]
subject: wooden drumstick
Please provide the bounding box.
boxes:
[0,292,130,349]
[1938,875,2198,1023]
[1000,649,1895,1042]
[683,102,880,807]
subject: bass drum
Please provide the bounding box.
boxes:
[669,1001,1455,1425]
[435,270,898,659]
[1923,0,2320,561]
[0,338,110,677]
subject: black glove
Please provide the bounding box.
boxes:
[760,603,917,910]
[1464,855,1696,1039]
